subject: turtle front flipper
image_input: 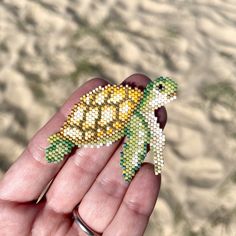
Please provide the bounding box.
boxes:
[120,113,150,182]
[46,133,75,163]
[150,124,166,175]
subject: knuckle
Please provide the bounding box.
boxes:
[128,73,151,81]
[83,77,110,91]
[97,176,126,199]
[124,198,149,217]
[87,77,108,84]
[27,140,48,165]
[73,149,100,176]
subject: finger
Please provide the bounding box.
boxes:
[78,74,155,233]
[0,78,109,202]
[155,106,167,129]
[31,204,72,235]
[103,164,161,236]
[45,73,152,214]
[0,200,43,235]
[78,144,127,233]
[46,141,121,213]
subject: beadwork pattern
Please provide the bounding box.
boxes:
[46,77,178,182]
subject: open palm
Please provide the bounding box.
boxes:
[0,74,165,236]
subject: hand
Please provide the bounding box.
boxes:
[0,74,165,236]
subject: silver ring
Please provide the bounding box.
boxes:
[73,207,101,236]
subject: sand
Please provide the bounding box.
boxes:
[0,0,236,235]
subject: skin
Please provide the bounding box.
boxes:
[0,74,166,236]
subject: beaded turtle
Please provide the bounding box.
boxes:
[46,77,178,182]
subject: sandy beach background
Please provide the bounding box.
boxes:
[0,0,236,235]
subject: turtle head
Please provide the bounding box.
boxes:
[144,76,178,109]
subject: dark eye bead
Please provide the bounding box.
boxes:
[158,84,164,90]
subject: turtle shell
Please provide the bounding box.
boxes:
[56,84,143,147]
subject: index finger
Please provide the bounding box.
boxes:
[0,78,109,202]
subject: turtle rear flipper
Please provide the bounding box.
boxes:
[46,133,75,163]
[120,113,150,182]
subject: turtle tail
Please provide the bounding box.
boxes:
[46,133,75,163]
